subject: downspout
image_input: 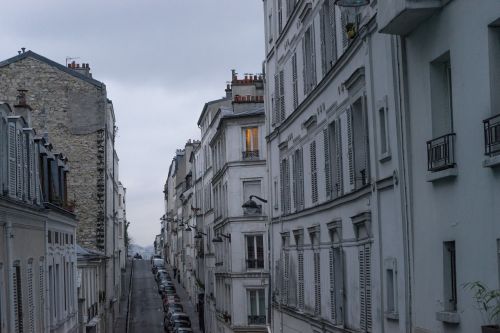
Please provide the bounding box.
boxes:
[112,125,116,313]
[392,35,413,333]
[44,218,48,333]
[5,221,14,333]
[103,122,108,323]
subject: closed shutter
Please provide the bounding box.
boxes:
[310,141,318,203]
[323,128,331,198]
[22,134,29,201]
[273,74,279,125]
[27,262,34,333]
[28,139,35,201]
[284,251,289,305]
[365,244,372,331]
[292,53,298,109]
[8,122,17,196]
[320,5,327,75]
[275,259,282,303]
[279,70,285,122]
[359,246,366,330]
[335,120,344,196]
[13,265,23,333]
[292,151,298,210]
[298,149,304,209]
[285,159,291,213]
[314,252,321,316]
[280,160,285,213]
[16,131,23,199]
[310,24,317,88]
[328,0,337,67]
[329,247,336,322]
[39,262,45,331]
[341,10,348,49]
[297,251,304,310]
[347,108,355,188]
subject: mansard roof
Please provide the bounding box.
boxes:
[0,50,105,89]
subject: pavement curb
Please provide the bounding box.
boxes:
[125,259,134,333]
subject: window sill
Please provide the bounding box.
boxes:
[436,311,460,324]
[426,167,457,182]
[385,311,399,321]
[483,154,500,168]
[379,151,392,163]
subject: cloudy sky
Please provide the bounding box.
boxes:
[0,1,265,246]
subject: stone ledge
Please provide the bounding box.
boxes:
[435,311,460,324]
[426,168,458,182]
[483,154,500,168]
[385,311,399,321]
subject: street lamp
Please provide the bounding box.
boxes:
[212,233,231,243]
[242,195,268,215]
[194,232,207,239]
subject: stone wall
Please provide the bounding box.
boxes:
[0,56,107,251]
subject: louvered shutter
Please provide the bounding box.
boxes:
[279,70,285,122]
[39,262,45,331]
[28,138,35,201]
[314,252,321,316]
[273,74,279,125]
[297,251,304,310]
[359,245,368,331]
[310,24,317,87]
[341,10,348,49]
[292,53,298,109]
[13,265,23,333]
[365,244,372,331]
[280,160,285,214]
[16,131,23,199]
[22,133,29,201]
[335,120,344,196]
[34,144,40,204]
[285,158,291,213]
[292,151,298,209]
[28,263,35,333]
[324,128,331,198]
[329,247,336,321]
[328,1,337,67]
[8,122,17,196]
[302,38,307,95]
[320,5,327,75]
[347,108,355,189]
[298,148,304,209]
[310,141,318,203]
[284,251,289,305]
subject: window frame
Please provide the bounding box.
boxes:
[245,234,265,270]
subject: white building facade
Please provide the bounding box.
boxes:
[263,1,409,333]
[378,0,500,332]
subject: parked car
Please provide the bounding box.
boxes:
[167,313,191,327]
[134,253,142,259]
[173,328,193,333]
[164,302,183,313]
[168,320,191,332]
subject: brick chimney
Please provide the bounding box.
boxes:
[225,84,232,99]
[68,61,92,78]
[14,89,32,125]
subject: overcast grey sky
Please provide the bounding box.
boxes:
[0,0,265,247]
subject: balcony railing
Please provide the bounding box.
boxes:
[246,258,264,269]
[427,133,456,172]
[484,114,500,156]
[87,302,98,322]
[242,150,259,160]
[248,315,266,325]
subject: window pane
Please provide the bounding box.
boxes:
[256,236,264,268]
[250,290,257,315]
[252,128,258,151]
[258,290,266,316]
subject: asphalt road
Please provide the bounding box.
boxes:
[129,259,165,333]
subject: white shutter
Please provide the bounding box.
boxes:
[284,251,289,305]
[16,130,23,199]
[320,5,327,75]
[347,108,355,189]
[310,23,317,88]
[329,247,336,321]
[323,128,331,198]
[292,53,298,109]
[297,250,304,310]
[13,265,23,333]
[22,133,29,201]
[365,244,372,331]
[273,74,279,125]
[39,261,45,331]
[27,262,35,333]
[8,122,17,196]
[328,0,338,67]
[310,141,318,203]
[279,70,285,122]
[341,10,348,49]
[359,245,367,331]
[280,160,285,214]
[314,252,321,316]
[292,151,298,210]
[298,149,304,209]
[335,120,344,196]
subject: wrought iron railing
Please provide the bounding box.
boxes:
[242,150,260,160]
[248,315,266,325]
[427,133,456,172]
[484,114,500,156]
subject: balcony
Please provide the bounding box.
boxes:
[378,0,445,35]
[427,133,456,172]
[246,258,264,269]
[248,315,266,325]
[242,150,259,160]
[483,114,500,167]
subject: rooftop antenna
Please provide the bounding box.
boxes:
[65,56,80,66]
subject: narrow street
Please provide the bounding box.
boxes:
[129,259,164,333]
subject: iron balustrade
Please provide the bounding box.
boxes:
[248,315,266,325]
[427,133,456,172]
[484,114,500,156]
[242,150,260,160]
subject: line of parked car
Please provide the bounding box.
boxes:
[151,256,193,333]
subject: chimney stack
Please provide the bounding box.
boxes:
[14,89,33,125]
[225,84,232,99]
[68,62,93,78]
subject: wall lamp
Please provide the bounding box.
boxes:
[242,195,267,215]
[194,232,207,239]
[212,233,231,243]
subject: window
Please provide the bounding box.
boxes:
[303,25,317,95]
[378,97,390,158]
[310,141,318,203]
[248,289,266,325]
[286,0,296,17]
[278,0,283,33]
[48,231,52,244]
[359,244,372,331]
[279,70,285,122]
[0,263,4,333]
[329,246,344,324]
[348,99,369,190]
[281,233,290,305]
[320,0,337,75]
[246,235,264,269]
[49,265,54,324]
[323,128,332,197]
[443,241,457,312]
[243,128,259,160]
[328,120,344,197]
[13,263,23,333]
[430,53,453,138]
[297,250,304,310]
[385,258,398,318]
[268,13,273,43]
[280,158,291,214]
[292,148,304,211]
[497,239,500,288]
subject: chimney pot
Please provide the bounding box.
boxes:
[21,47,26,53]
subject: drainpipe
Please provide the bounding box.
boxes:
[112,124,116,316]
[44,218,48,333]
[5,221,14,333]
[103,122,108,326]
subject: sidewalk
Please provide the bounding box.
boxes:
[114,259,133,332]
[166,265,202,333]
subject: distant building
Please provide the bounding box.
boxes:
[0,50,124,331]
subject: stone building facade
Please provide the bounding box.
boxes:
[0,50,123,331]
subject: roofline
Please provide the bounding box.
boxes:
[0,50,105,89]
[197,97,230,126]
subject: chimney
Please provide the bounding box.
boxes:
[70,62,92,78]
[225,84,232,99]
[14,89,33,125]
